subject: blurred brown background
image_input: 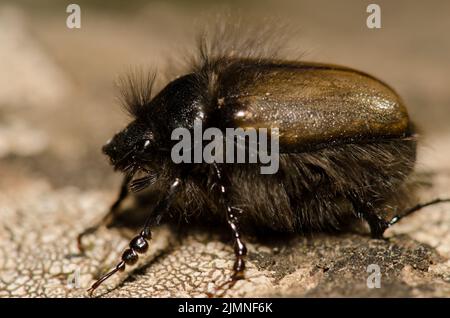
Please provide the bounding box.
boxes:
[0,0,449,297]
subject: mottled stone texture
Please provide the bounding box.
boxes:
[1,1,450,297]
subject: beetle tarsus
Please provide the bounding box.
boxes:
[87,178,181,294]
[77,225,100,254]
[388,198,450,227]
[212,163,248,296]
[88,261,126,296]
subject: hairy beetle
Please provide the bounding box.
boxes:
[78,27,449,296]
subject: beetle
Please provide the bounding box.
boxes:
[78,30,449,296]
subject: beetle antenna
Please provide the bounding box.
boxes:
[129,172,157,192]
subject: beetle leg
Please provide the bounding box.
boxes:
[212,163,247,294]
[351,201,389,239]
[387,198,450,226]
[87,178,182,296]
[77,175,131,253]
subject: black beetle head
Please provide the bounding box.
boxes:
[102,120,154,172]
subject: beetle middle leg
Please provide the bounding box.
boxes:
[87,178,182,296]
[77,175,132,253]
[211,163,248,294]
[387,198,450,227]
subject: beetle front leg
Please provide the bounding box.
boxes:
[77,174,132,253]
[212,163,248,291]
[87,178,182,296]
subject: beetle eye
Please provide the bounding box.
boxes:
[138,139,151,151]
[134,136,153,153]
